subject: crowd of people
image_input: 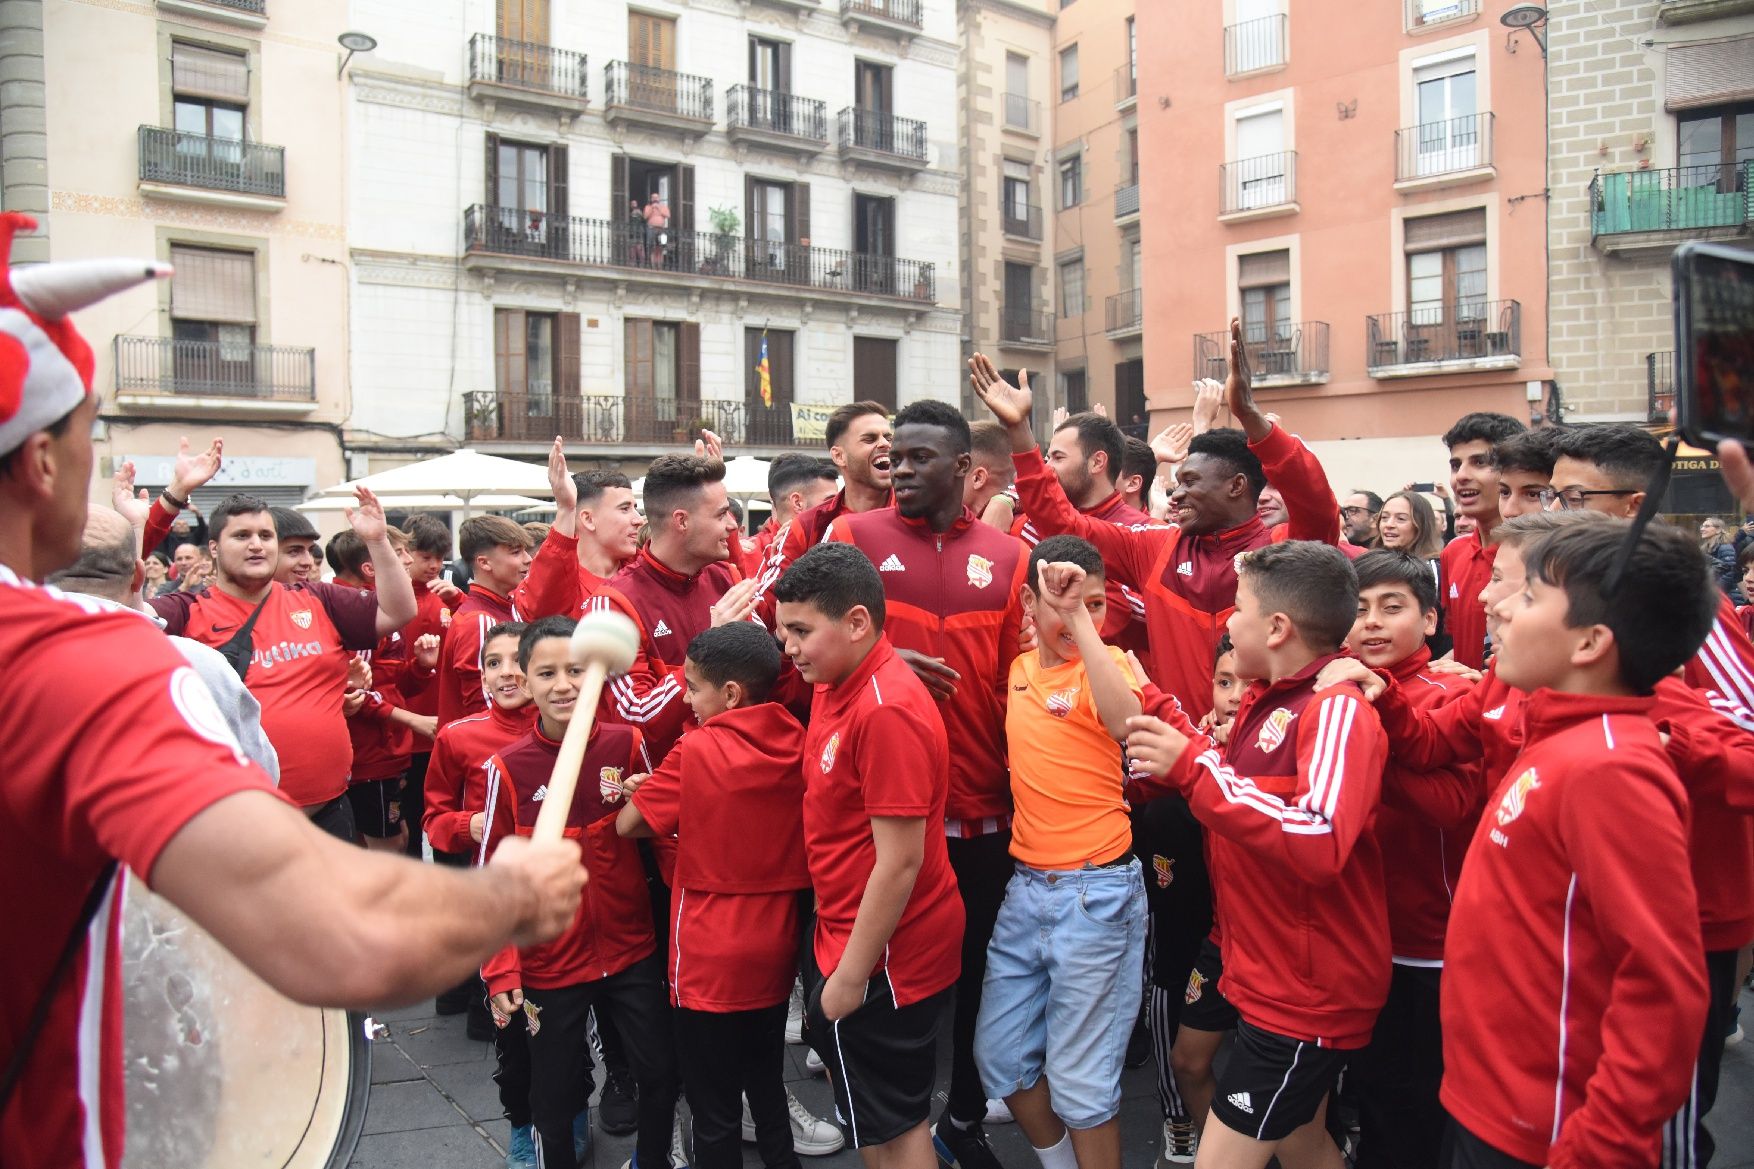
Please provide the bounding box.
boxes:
[6,204,1753,1169]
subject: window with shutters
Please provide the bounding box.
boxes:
[853,336,898,412]
[624,318,698,442]
[746,177,809,277]
[1114,358,1145,423]
[1239,250,1291,343]
[1678,103,1754,192]
[495,309,580,436]
[745,328,796,445]
[1060,367,1088,414]
[486,135,568,247]
[1057,256,1084,317]
[1059,45,1079,102]
[1405,208,1486,323]
[498,0,550,44]
[170,42,248,184]
[1059,156,1082,208]
[1002,159,1034,235]
[169,245,258,391]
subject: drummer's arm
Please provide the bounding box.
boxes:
[150,790,584,1010]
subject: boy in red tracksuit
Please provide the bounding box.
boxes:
[1339,551,1481,1169]
[1436,519,1715,1169]
[482,617,678,1169]
[617,622,817,1169]
[824,399,1027,1157]
[398,513,458,857]
[437,516,533,727]
[1124,541,1389,1169]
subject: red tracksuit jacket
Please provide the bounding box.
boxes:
[751,487,892,627]
[509,527,616,621]
[480,722,657,994]
[346,626,422,782]
[1018,489,1157,671]
[437,584,517,726]
[1011,424,1337,716]
[1439,531,1497,670]
[826,506,1028,823]
[1440,690,1707,1169]
[1141,653,1391,1047]
[400,579,453,719]
[422,701,538,856]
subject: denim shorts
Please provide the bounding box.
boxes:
[972,858,1147,1127]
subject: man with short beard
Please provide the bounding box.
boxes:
[149,489,418,841]
[1340,490,1382,546]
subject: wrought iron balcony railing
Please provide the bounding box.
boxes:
[115,335,315,402]
[1114,181,1140,219]
[463,205,937,301]
[1193,321,1330,381]
[465,391,799,446]
[468,34,587,99]
[1000,308,1053,344]
[1590,163,1753,237]
[840,0,923,28]
[1220,152,1297,214]
[1648,350,1676,423]
[1115,67,1137,105]
[1396,112,1494,181]
[1003,93,1041,133]
[1405,0,1480,28]
[836,107,928,162]
[138,126,285,198]
[1002,201,1043,240]
[604,61,714,122]
[1367,301,1521,371]
[1107,289,1143,335]
[726,85,829,143]
[1225,14,1288,76]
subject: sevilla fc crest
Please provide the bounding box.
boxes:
[290,609,313,630]
[966,554,994,589]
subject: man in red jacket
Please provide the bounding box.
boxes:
[1126,542,1390,1169]
[822,399,1026,1169]
[513,439,645,620]
[1438,412,1525,670]
[401,514,459,857]
[437,515,533,726]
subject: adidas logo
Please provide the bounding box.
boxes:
[1227,1092,1253,1115]
[1449,583,1459,599]
[1176,561,1194,576]
[531,784,548,802]
[879,554,905,572]
[1483,704,1505,721]
[653,619,673,637]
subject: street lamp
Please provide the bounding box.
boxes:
[1500,4,1548,58]
[337,30,378,78]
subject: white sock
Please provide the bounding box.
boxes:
[1033,1132,1076,1169]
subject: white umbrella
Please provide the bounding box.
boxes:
[296,492,548,514]
[314,449,553,518]
[630,456,773,502]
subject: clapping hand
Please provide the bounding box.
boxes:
[1151,423,1194,467]
[171,436,224,499]
[345,485,388,544]
[111,460,151,531]
[968,353,1033,429]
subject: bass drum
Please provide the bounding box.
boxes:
[120,874,372,1168]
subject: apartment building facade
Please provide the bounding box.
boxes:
[1135,0,1553,488]
[1047,0,1140,429]
[31,0,351,507]
[956,0,1056,420]
[1548,0,1753,425]
[345,0,962,473]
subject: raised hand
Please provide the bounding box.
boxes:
[1151,423,1194,467]
[178,559,211,593]
[1723,441,1754,513]
[432,579,464,605]
[1051,405,1069,431]
[345,485,388,544]
[968,353,1033,430]
[1093,402,1108,418]
[170,436,224,499]
[1036,560,1089,619]
[1226,318,1271,441]
[111,460,151,531]
[548,437,577,513]
[694,429,725,462]
[1191,379,1227,435]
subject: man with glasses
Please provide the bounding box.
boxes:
[1340,490,1383,545]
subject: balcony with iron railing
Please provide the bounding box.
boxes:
[1225,14,1288,77]
[1193,321,1331,385]
[1648,351,1675,423]
[1114,180,1140,221]
[1003,93,1041,135]
[1589,162,1753,252]
[1001,201,1043,241]
[466,392,800,449]
[840,0,923,36]
[1000,308,1054,349]
[603,61,714,136]
[1395,113,1494,187]
[462,205,937,303]
[467,34,588,118]
[726,86,829,153]
[837,107,928,170]
[1115,67,1137,109]
[1367,300,1521,377]
[1220,152,1297,219]
[1658,0,1754,24]
[138,126,285,208]
[155,0,266,29]
[1404,0,1480,31]
[1106,289,1143,339]
[114,335,316,408]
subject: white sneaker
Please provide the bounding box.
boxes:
[1155,1118,1197,1167]
[1727,1021,1746,1047]
[805,1047,825,1075]
[984,1098,1014,1125]
[788,1090,845,1155]
[786,980,806,1045]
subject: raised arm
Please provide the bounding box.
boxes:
[143,436,224,554]
[345,486,418,635]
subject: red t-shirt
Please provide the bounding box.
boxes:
[802,637,964,1006]
[150,581,381,807]
[1,571,274,1169]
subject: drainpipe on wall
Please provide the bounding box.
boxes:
[0,0,50,262]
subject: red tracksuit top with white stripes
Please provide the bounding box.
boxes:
[751,486,893,628]
[1439,690,1707,1169]
[480,722,657,994]
[1017,489,1156,673]
[825,506,1028,823]
[1164,652,1390,1048]
[1011,424,1337,717]
[437,584,516,726]
[421,701,537,856]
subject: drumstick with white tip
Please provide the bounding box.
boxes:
[531,610,642,844]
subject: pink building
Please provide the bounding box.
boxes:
[1135,0,1554,486]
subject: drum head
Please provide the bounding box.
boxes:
[121,874,371,1168]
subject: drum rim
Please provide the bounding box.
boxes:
[321,1011,372,1169]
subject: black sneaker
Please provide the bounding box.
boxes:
[598,1067,639,1136]
[464,999,496,1042]
[931,1110,1005,1169]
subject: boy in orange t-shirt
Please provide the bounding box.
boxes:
[973,535,1146,1169]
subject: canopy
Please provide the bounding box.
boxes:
[295,493,547,514]
[632,455,773,501]
[315,449,552,502]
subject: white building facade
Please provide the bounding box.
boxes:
[345,0,964,471]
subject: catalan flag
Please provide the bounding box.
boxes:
[757,330,772,408]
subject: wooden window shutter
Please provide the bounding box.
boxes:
[498,0,549,43]
[625,318,654,397]
[611,154,629,219]
[485,133,501,207]
[793,181,810,244]
[1405,208,1487,253]
[746,174,758,233]
[778,40,792,93]
[172,43,249,104]
[495,308,528,397]
[678,165,695,233]
[1665,38,1754,111]
[1238,249,1290,289]
[679,321,702,406]
[557,312,581,396]
[170,246,256,323]
[773,329,793,405]
[549,143,569,219]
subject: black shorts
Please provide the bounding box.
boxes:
[307,793,358,844]
[802,951,948,1149]
[1442,1120,1540,1169]
[1209,1019,1349,1143]
[346,776,405,839]
[1180,938,1237,1033]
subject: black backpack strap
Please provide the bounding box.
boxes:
[0,859,121,1115]
[216,592,273,682]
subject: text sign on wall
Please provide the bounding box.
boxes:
[127,455,318,487]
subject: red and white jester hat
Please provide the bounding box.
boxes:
[0,212,171,457]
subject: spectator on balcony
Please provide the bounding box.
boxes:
[628,199,647,266]
[643,193,670,268]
